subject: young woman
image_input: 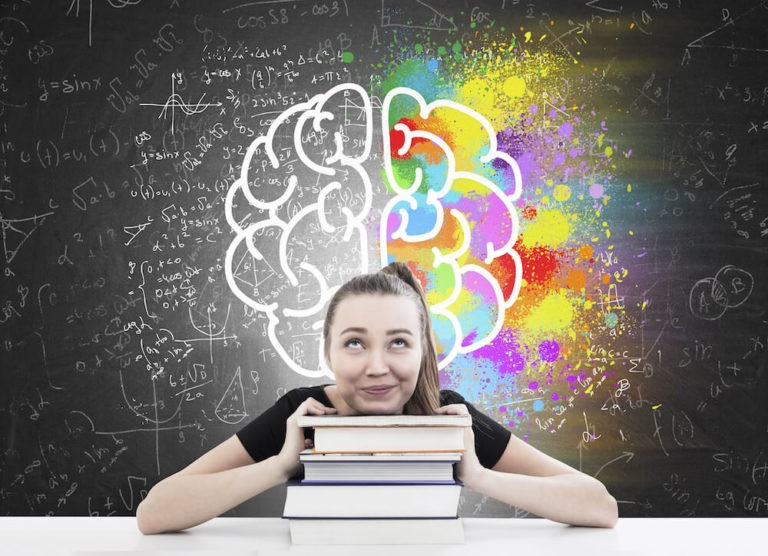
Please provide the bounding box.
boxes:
[136,262,618,534]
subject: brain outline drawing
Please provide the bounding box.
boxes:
[380,87,523,370]
[224,83,523,378]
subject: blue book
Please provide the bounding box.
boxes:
[299,450,461,483]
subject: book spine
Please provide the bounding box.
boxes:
[284,516,461,520]
[288,481,462,487]
[299,480,458,485]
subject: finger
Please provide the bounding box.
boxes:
[296,398,328,413]
[308,396,338,413]
[436,404,469,415]
[295,398,338,420]
[305,402,337,415]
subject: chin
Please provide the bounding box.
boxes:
[353,398,405,415]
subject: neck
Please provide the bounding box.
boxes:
[323,384,357,415]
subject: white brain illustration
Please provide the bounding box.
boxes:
[225,84,522,378]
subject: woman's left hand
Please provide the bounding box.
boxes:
[435,404,485,485]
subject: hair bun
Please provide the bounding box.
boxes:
[381,261,424,295]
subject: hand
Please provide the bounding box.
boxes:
[435,403,484,485]
[276,397,337,478]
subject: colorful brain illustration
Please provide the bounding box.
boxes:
[224,83,522,377]
[381,87,522,369]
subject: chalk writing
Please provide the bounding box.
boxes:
[0,0,765,519]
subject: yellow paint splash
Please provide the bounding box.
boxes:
[524,292,575,332]
[522,209,570,247]
[458,78,496,113]
[503,75,526,98]
[553,184,571,201]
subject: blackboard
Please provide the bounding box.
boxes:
[1,0,766,518]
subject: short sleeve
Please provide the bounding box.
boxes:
[440,390,511,469]
[235,392,294,463]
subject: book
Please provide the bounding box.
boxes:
[299,450,461,483]
[287,415,469,545]
[288,518,465,545]
[297,413,472,428]
[297,414,471,454]
[283,482,462,518]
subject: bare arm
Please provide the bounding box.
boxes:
[437,405,618,528]
[471,439,619,528]
[135,437,286,535]
[136,397,336,534]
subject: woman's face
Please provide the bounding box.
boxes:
[326,294,423,415]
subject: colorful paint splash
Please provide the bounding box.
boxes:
[372,27,636,439]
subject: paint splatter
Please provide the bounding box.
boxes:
[539,340,560,362]
[370,24,635,435]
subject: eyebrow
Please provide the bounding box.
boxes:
[339,327,414,336]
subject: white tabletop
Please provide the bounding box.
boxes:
[0,516,762,555]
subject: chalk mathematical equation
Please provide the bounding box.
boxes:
[0,0,766,519]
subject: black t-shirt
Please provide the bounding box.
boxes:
[236,385,512,469]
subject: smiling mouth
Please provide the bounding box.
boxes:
[362,385,395,396]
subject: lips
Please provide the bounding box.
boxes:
[362,385,396,396]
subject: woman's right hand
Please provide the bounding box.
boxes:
[276,397,337,478]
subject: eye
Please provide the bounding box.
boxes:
[391,337,409,348]
[344,338,363,349]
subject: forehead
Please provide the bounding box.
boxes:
[332,294,421,333]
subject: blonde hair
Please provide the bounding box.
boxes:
[322,262,441,414]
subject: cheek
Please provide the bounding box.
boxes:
[330,358,360,386]
[400,353,423,382]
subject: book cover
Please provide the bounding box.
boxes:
[300,450,459,483]
[310,425,466,453]
[297,413,471,428]
[299,450,463,462]
[283,482,462,518]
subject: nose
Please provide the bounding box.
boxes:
[365,348,389,376]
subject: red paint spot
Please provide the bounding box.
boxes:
[516,238,563,286]
[389,118,428,159]
[522,206,537,220]
[405,260,428,291]
[488,252,520,300]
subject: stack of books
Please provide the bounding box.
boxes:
[284,412,471,545]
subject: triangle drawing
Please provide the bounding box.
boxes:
[687,3,768,53]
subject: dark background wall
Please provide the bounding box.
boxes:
[1,0,766,518]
